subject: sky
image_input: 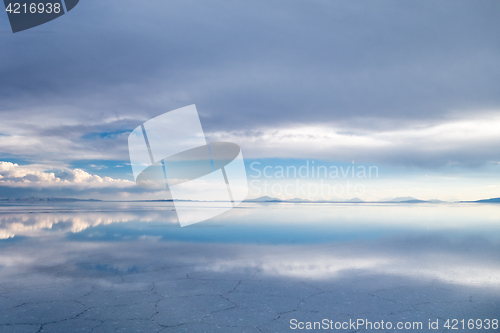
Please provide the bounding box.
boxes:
[0,0,499,201]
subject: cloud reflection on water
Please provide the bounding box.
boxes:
[0,203,498,331]
[0,210,177,239]
[0,202,499,243]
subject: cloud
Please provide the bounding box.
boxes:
[0,161,179,200]
[208,112,500,167]
[0,161,133,187]
[0,0,499,174]
[0,110,136,163]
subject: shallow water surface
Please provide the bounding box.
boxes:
[0,202,498,332]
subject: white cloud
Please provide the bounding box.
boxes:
[207,112,500,166]
[0,161,134,188]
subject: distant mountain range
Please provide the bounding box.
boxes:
[245,196,451,203]
[246,196,283,202]
[245,196,361,203]
[461,197,500,203]
[378,196,444,203]
[0,197,101,202]
[1,196,499,204]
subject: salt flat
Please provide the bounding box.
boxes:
[0,203,498,332]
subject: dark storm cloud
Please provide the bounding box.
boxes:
[1,1,499,125]
[0,0,499,166]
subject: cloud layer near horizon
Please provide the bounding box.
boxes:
[208,112,500,167]
[0,0,499,199]
[0,161,132,186]
[0,161,151,199]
